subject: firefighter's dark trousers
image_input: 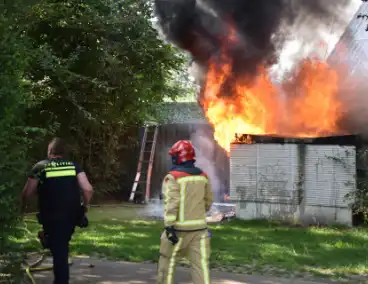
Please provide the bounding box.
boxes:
[43,219,75,284]
[157,230,211,284]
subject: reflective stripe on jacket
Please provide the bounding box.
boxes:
[162,170,214,231]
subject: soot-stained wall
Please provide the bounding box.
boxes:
[230,135,358,226]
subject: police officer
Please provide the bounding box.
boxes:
[157,140,214,284]
[21,137,93,284]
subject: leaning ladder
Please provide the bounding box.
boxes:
[129,124,159,203]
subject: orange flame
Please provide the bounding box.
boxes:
[201,44,343,152]
[285,59,341,137]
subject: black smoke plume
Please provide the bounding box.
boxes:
[154,0,351,78]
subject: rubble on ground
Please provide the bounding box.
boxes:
[206,203,236,223]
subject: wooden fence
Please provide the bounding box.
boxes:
[146,122,229,201]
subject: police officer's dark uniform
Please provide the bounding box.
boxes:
[28,158,85,284]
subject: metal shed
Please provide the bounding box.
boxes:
[230,135,358,226]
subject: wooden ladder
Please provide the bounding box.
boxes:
[129,124,159,203]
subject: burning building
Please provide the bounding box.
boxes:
[154,0,360,147]
[153,0,366,223]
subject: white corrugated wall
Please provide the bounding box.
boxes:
[230,143,356,226]
[230,144,300,203]
[304,146,356,208]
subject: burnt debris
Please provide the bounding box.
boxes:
[233,134,361,147]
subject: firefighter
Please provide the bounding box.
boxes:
[21,138,93,284]
[157,140,214,284]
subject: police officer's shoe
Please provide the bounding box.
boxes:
[78,215,89,228]
[38,231,50,249]
[36,212,42,224]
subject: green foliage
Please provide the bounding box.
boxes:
[0,0,188,280]
[24,0,186,194]
[347,148,368,223]
[0,1,40,280]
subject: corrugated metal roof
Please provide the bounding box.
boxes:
[233,134,359,146]
[328,3,368,73]
[155,102,206,124]
[350,4,368,41]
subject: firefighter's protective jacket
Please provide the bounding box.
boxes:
[162,169,214,231]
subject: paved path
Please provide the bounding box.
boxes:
[33,257,333,284]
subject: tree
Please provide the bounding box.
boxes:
[0,0,187,279]
[24,0,186,196]
[0,1,41,280]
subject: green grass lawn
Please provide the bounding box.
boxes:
[17,206,368,280]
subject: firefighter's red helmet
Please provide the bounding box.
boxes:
[169,140,196,164]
